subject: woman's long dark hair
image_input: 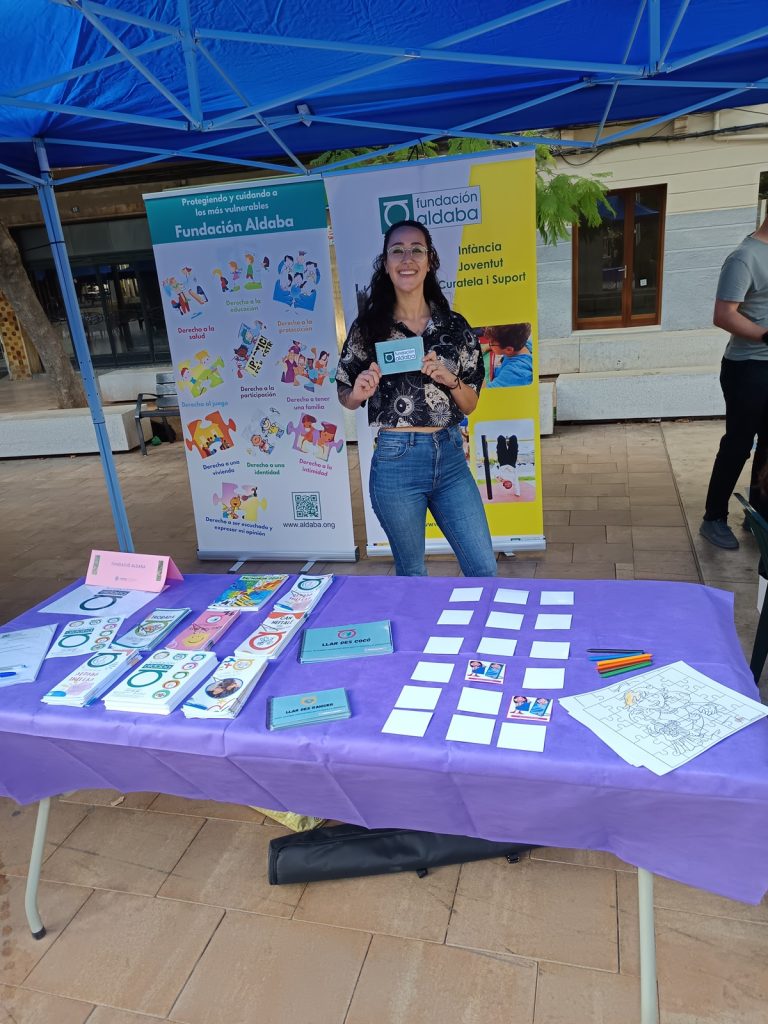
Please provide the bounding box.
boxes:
[356,219,450,349]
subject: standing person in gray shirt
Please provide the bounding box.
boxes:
[700,221,768,550]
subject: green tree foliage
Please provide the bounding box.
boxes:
[310,136,610,245]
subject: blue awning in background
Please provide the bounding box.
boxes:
[1,0,768,185]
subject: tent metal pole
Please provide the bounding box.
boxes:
[595,0,647,144]
[206,4,583,131]
[599,84,747,144]
[0,94,186,131]
[75,4,197,124]
[33,139,134,554]
[178,0,203,124]
[659,0,691,67]
[664,25,768,74]
[648,0,661,72]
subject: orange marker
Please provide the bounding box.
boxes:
[596,653,652,670]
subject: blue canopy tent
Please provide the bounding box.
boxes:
[3,0,768,552]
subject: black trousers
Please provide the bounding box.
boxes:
[704,357,768,521]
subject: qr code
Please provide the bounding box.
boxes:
[292,492,321,520]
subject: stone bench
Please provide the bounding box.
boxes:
[0,404,151,457]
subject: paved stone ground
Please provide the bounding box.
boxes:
[1,420,766,1024]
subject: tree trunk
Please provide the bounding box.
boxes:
[0,219,87,408]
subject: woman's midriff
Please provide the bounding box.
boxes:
[379,425,441,434]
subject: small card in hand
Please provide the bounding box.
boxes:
[375,336,425,375]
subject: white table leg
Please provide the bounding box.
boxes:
[637,867,659,1024]
[24,798,51,939]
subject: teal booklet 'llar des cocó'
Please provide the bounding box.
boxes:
[298,620,393,664]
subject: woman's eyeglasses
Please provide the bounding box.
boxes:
[386,244,429,261]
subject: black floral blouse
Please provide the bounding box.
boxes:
[336,304,484,428]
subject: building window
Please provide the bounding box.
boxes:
[572,184,667,330]
[17,218,169,369]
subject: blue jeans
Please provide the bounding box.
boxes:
[369,426,497,577]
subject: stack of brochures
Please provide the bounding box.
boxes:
[236,610,305,660]
[111,607,192,652]
[267,687,351,730]
[165,610,239,651]
[42,650,141,707]
[207,574,288,612]
[274,574,333,615]
[559,660,768,775]
[298,619,393,664]
[181,654,268,719]
[0,623,57,686]
[103,649,217,714]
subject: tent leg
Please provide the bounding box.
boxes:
[33,139,134,553]
[24,798,51,939]
[638,868,659,1024]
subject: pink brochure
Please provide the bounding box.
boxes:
[86,550,184,593]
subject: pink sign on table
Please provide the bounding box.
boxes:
[86,550,183,593]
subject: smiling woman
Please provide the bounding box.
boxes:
[336,219,496,578]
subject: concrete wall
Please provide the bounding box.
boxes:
[662,206,756,330]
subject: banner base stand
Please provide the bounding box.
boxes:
[366,536,546,558]
[198,546,359,563]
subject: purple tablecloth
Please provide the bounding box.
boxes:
[1,575,767,903]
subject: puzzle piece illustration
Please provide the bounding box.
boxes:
[212,483,268,522]
[185,411,237,459]
[178,349,224,397]
[286,417,344,462]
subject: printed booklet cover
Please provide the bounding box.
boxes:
[236,610,305,660]
[299,619,393,663]
[268,687,350,730]
[42,650,141,707]
[166,610,240,651]
[274,574,333,615]
[182,654,268,719]
[104,649,218,715]
[111,607,192,651]
[208,574,289,612]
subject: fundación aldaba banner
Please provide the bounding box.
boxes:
[144,178,356,560]
[326,150,544,555]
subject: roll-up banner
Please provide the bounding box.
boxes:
[144,179,357,561]
[325,150,545,555]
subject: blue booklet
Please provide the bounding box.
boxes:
[298,619,393,663]
[267,687,351,730]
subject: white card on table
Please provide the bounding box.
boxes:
[498,723,547,751]
[540,591,574,606]
[438,609,474,626]
[485,611,523,631]
[535,614,572,630]
[529,641,570,660]
[449,587,483,602]
[411,660,454,684]
[457,687,502,716]
[424,636,463,655]
[523,667,566,690]
[446,714,495,745]
[493,588,529,605]
[395,685,442,711]
[382,709,432,737]
[477,637,517,657]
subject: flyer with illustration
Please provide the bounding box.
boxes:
[144,178,356,560]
